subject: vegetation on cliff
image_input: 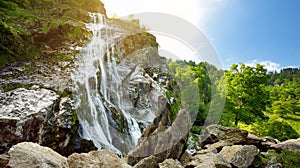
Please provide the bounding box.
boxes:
[0,0,106,67]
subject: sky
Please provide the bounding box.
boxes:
[101,0,300,71]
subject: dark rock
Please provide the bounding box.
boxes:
[127,110,191,166]
[0,154,10,168]
[0,88,59,153]
[199,125,248,147]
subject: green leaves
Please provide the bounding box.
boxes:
[224,63,268,126]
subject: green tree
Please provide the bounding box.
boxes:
[225,63,269,126]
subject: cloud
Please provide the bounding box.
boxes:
[245,60,281,72]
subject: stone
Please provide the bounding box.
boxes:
[187,152,231,168]
[127,110,191,166]
[133,155,158,168]
[0,88,59,153]
[0,154,10,168]
[265,161,283,168]
[271,138,300,152]
[8,142,68,168]
[158,159,183,168]
[67,150,121,168]
[219,145,259,168]
[199,125,248,147]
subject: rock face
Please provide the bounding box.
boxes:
[271,138,300,151]
[0,87,80,155]
[127,109,191,166]
[219,145,259,168]
[67,150,122,168]
[0,88,58,153]
[8,142,68,168]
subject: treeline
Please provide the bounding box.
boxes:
[168,60,300,141]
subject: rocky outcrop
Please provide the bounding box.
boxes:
[0,87,80,155]
[127,109,191,166]
[8,142,68,168]
[67,150,122,168]
[0,88,58,153]
[219,145,259,168]
[271,138,300,152]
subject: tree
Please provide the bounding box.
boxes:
[225,63,269,126]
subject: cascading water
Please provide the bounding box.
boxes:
[72,13,144,155]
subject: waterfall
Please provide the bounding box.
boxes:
[72,13,143,155]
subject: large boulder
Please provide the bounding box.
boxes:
[218,145,259,168]
[8,142,68,168]
[67,150,121,168]
[158,159,183,168]
[133,155,158,168]
[187,152,231,168]
[0,88,58,153]
[199,125,248,147]
[271,138,300,152]
[127,109,191,166]
[0,87,80,155]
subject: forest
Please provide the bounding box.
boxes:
[167,60,300,141]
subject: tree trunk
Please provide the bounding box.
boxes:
[234,116,239,126]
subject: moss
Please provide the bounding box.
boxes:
[3,83,34,92]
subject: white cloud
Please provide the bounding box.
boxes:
[245,60,281,72]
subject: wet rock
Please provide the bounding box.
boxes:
[133,155,158,168]
[8,142,68,168]
[67,150,121,168]
[0,88,59,153]
[271,138,300,152]
[199,125,248,147]
[219,145,259,168]
[158,159,183,168]
[127,110,191,166]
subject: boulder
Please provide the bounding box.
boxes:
[271,138,300,152]
[218,145,259,168]
[67,150,121,168]
[199,125,248,147]
[187,152,231,168]
[133,156,158,168]
[0,88,59,153]
[158,159,183,168]
[127,109,191,166]
[8,142,68,168]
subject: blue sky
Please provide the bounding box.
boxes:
[203,0,300,70]
[102,0,300,71]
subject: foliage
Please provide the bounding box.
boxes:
[223,63,269,126]
[0,0,105,67]
[254,150,300,168]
